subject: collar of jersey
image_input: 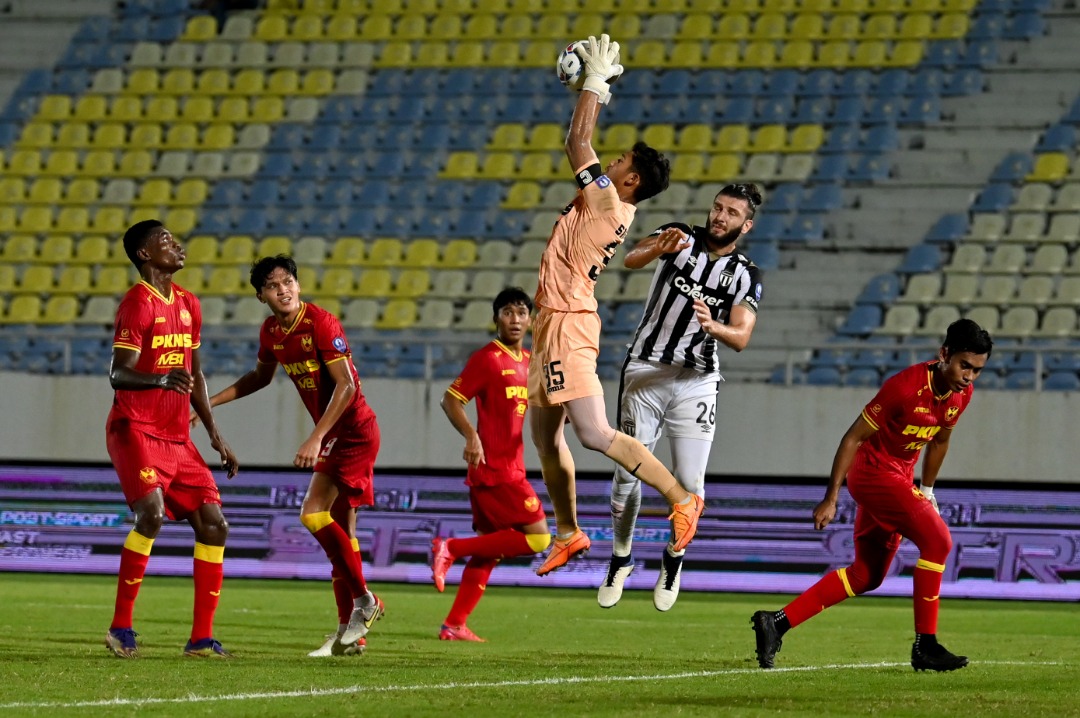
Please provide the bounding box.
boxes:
[278,301,307,335]
[925,364,952,401]
[138,279,174,304]
[493,339,523,362]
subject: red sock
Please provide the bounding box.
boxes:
[913,559,944,634]
[191,543,224,642]
[448,529,534,561]
[310,520,366,597]
[445,558,496,627]
[111,530,153,629]
[783,570,852,629]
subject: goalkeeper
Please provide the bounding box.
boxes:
[527,34,705,577]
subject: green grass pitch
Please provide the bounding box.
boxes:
[0,574,1077,717]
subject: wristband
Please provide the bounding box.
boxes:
[919,483,934,499]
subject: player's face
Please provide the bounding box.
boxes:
[495,302,531,345]
[604,151,634,183]
[938,350,988,392]
[141,227,185,272]
[706,194,754,249]
[259,267,301,316]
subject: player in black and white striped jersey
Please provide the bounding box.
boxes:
[599,183,765,612]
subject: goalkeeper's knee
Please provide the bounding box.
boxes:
[526,533,552,553]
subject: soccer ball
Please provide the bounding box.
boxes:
[556,40,588,91]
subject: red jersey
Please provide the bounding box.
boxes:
[256,302,375,438]
[852,361,973,478]
[446,340,529,487]
[110,280,201,442]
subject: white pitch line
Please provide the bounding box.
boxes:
[0,660,1062,711]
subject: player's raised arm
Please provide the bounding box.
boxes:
[564,34,622,171]
[189,346,239,478]
[623,227,692,269]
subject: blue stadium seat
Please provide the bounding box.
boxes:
[910,68,946,96]
[850,347,897,371]
[445,124,490,150]
[283,179,320,207]
[305,211,341,237]
[960,41,998,68]
[845,368,882,388]
[849,154,891,182]
[809,348,852,369]
[756,97,794,124]
[783,216,824,242]
[750,242,780,271]
[1044,371,1080,391]
[728,70,764,96]
[464,183,502,210]
[820,125,860,154]
[865,98,901,125]
[308,125,342,150]
[14,68,52,95]
[793,97,830,124]
[968,13,1006,40]
[802,184,843,213]
[855,273,901,306]
[1004,12,1045,40]
[234,208,268,235]
[247,180,280,206]
[924,41,962,69]
[649,98,687,123]
[149,16,185,42]
[902,96,942,124]
[1004,371,1036,390]
[258,152,293,179]
[763,70,800,98]
[112,16,150,43]
[1045,352,1080,373]
[691,72,726,97]
[72,16,111,44]
[720,97,754,124]
[621,72,655,96]
[197,209,233,234]
[830,97,864,125]
[0,121,18,145]
[811,154,849,183]
[873,69,910,97]
[861,125,898,152]
[972,183,1014,212]
[766,183,803,212]
[489,212,529,239]
[611,303,645,334]
[835,70,873,97]
[52,69,89,95]
[295,153,332,181]
[1036,124,1076,152]
[989,153,1033,182]
[1063,96,1080,126]
[356,97,394,123]
[268,124,306,151]
[799,70,835,97]
[343,208,377,235]
[750,214,788,241]
[925,214,969,244]
[769,365,806,385]
[806,366,842,386]
[942,69,984,96]
[354,182,391,207]
[897,244,942,274]
[659,70,692,97]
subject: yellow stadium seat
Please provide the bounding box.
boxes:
[440,239,477,268]
[366,239,404,267]
[267,69,300,94]
[135,178,171,205]
[38,95,72,121]
[462,14,496,40]
[818,41,851,67]
[161,69,195,95]
[631,40,667,67]
[145,96,179,122]
[164,123,198,149]
[741,41,777,67]
[198,69,231,95]
[752,12,789,40]
[43,236,76,263]
[909,0,944,8]
[377,43,413,69]
[354,268,390,296]
[109,96,142,122]
[599,124,637,153]
[395,15,428,40]
[174,179,208,206]
[942,0,975,10]
[164,208,197,236]
[440,0,473,11]
[669,41,704,68]
[672,124,712,153]
[124,69,160,95]
[884,40,923,66]
[202,266,244,296]
[65,178,100,204]
[257,236,291,257]
[328,237,365,265]
[54,122,90,148]
[489,125,527,150]
[852,40,887,66]
[716,13,751,39]
[219,235,255,264]
[778,40,815,67]
[404,239,440,267]
[789,13,824,39]
[252,96,284,122]
[486,40,521,68]
[291,15,323,41]
[481,152,517,178]
[678,13,714,40]
[833,0,870,10]
[129,124,163,149]
[301,69,334,95]
[1028,154,1070,183]
[787,124,824,152]
[517,153,558,180]
[17,122,54,149]
[55,207,89,234]
[415,42,450,67]
[74,235,110,264]
[92,266,132,294]
[525,124,562,151]
[0,177,25,203]
[74,95,108,122]
[716,125,751,153]
[43,150,78,176]
[89,207,125,234]
[359,14,393,39]
[7,149,42,175]
[703,154,741,182]
[202,125,235,150]
[393,268,430,298]
[706,43,741,68]
[641,125,676,151]
[671,154,706,180]
[231,70,266,97]
[2,295,42,324]
[2,234,37,261]
[40,295,78,323]
[0,207,15,233]
[255,15,288,41]
[862,15,897,39]
[92,122,126,149]
[502,181,542,209]
[932,12,969,39]
[28,178,62,204]
[533,15,568,40]
[899,14,933,38]
[868,0,904,11]
[375,298,417,329]
[185,236,219,264]
[749,125,786,153]
[326,15,358,40]
[0,265,13,291]
[301,0,333,12]
[825,14,860,40]
[449,41,485,66]
[19,265,54,292]
[441,152,479,179]
[216,97,249,124]
[182,15,217,41]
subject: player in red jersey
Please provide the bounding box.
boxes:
[202,255,383,656]
[105,220,239,659]
[430,288,551,642]
[752,319,993,672]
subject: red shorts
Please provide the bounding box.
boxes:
[848,469,937,541]
[106,419,220,521]
[469,478,547,534]
[314,416,380,508]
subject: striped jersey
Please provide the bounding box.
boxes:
[626,222,764,374]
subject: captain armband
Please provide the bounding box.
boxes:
[575,163,603,189]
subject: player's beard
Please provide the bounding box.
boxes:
[704,224,742,251]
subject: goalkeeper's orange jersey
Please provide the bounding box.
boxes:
[535,160,636,314]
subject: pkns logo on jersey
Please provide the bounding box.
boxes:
[284,359,320,390]
[901,423,942,451]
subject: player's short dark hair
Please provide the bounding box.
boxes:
[943,318,993,358]
[629,141,670,203]
[122,219,164,268]
[250,254,298,292]
[718,183,764,219]
[493,287,532,319]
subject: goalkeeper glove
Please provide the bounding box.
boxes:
[919,483,939,515]
[576,34,624,105]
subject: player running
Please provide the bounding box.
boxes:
[528,34,704,577]
[105,219,239,659]
[751,319,993,672]
[431,288,551,641]
[201,255,383,656]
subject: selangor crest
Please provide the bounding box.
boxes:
[946,406,959,420]
[524,496,539,512]
[179,308,192,326]
[301,335,314,352]
[139,467,157,484]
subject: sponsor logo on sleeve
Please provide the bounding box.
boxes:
[332,336,347,352]
[596,175,611,188]
[754,283,762,301]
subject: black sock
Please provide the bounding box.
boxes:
[915,633,938,650]
[774,609,791,635]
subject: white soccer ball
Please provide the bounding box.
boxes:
[556,40,588,92]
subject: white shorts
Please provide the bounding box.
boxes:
[616,358,722,444]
